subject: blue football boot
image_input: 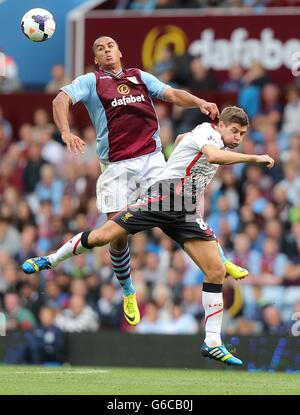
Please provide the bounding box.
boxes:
[22,256,52,274]
[201,342,243,366]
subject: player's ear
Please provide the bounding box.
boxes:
[119,50,122,59]
[94,57,98,65]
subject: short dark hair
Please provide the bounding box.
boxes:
[92,36,119,57]
[220,106,249,127]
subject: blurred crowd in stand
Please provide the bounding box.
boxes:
[1,4,300,364]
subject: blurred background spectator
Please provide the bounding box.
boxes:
[54,295,99,333]
[45,65,72,94]
[0,51,21,93]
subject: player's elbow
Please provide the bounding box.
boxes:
[164,87,178,104]
[205,152,218,164]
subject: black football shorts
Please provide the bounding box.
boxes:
[111,180,216,247]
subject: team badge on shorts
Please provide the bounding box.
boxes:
[121,212,134,222]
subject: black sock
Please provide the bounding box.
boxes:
[202,282,223,293]
[81,231,93,249]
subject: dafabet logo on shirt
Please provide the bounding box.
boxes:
[111,94,145,107]
[112,83,145,106]
[117,84,130,95]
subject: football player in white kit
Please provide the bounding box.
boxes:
[23,106,275,365]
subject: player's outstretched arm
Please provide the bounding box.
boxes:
[53,91,85,154]
[202,145,275,168]
[163,88,219,120]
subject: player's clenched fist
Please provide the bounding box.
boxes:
[255,154,275,168]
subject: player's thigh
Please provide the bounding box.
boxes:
[160,215,225,279]
[184,239,226,281]
[96,162,137,213]
[138,151,166,193]
[110,206,161,236]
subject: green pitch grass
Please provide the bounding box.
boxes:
[0,366,299,395]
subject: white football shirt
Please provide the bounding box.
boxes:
[160,122,225,199]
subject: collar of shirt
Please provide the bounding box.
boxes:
[103,69,124,78]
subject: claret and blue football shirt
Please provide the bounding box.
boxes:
[61,68,170,163]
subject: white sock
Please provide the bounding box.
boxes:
[48,232,90,267]
[202,289,223,347]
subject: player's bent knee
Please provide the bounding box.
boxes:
[89,229,112,246]
[207,264,226,284]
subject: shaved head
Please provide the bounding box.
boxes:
[92,36,122,72]
[92,36,119,56]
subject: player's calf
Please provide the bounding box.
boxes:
[88,220,128,246]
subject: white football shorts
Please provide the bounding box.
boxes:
[96,151,166,213]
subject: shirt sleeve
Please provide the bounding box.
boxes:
[190,125,223,152]
[139,70,170,99]
[60,72,96,105]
